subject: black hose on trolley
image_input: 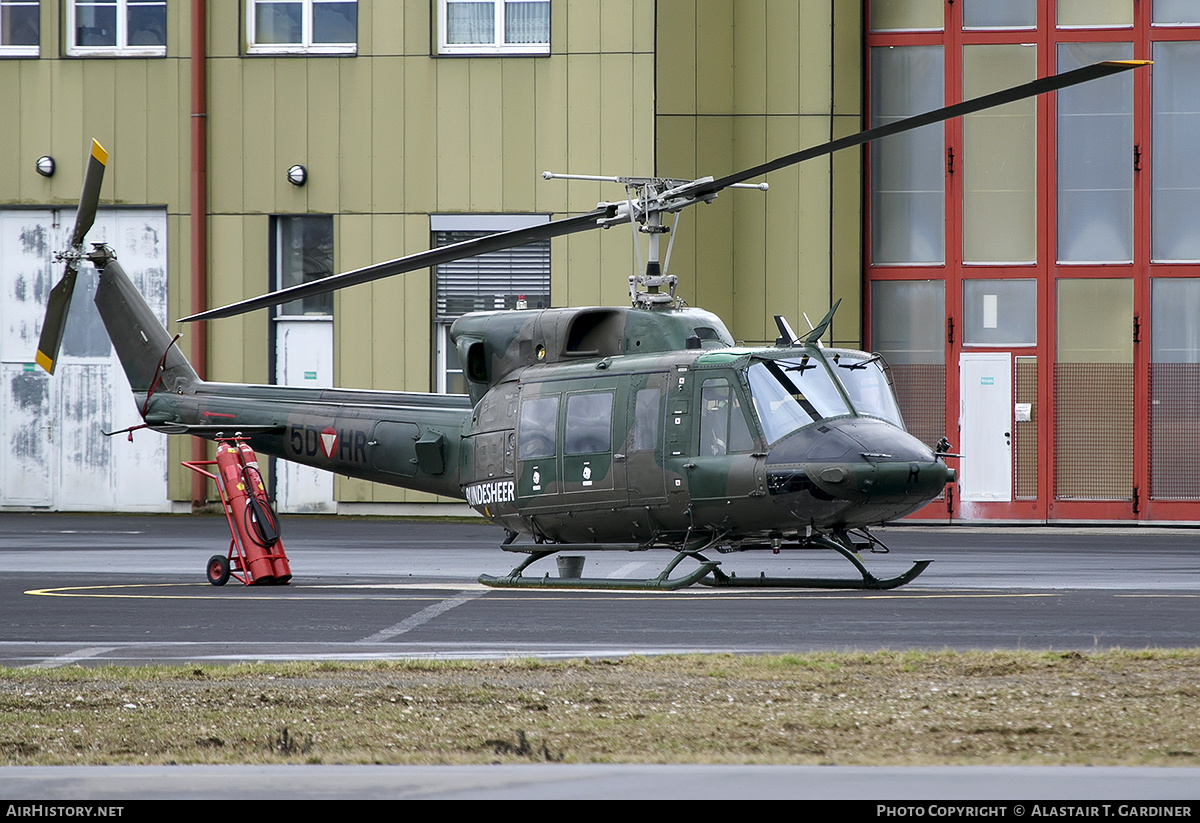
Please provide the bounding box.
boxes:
[240,466,281,546]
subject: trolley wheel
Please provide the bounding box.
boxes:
[206,554,230,586]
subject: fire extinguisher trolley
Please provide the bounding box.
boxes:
[183,435,292,586]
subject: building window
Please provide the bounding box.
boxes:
[1056,41,1135,264]
[274,215,334,317]
[869,45,944,265]
[437,0,549,55]
[1,1,38,56]
[961,280,1037,347]
[869,279,945,450]
[67,0,165,56]
[247,0,357,55]
[1151,40,1200,262]
[432,214,550,394]
[962,43,1036,264]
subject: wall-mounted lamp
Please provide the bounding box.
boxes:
[286,164,307,186]
[36,156,55,178]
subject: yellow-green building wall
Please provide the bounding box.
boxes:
[0,1,860,507]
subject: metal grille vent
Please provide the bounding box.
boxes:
[1055,363,1133,500]
[434,230,550,322]
[1150,363,1200,500]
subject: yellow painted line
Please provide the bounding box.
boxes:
[24,582,1060,603]
[23,582,479,601]
[1115,593,1199,599]
[27,583,199,596]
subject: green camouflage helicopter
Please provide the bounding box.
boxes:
[35,61,1147,591]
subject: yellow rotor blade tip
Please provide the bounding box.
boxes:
[35,350,54,374]
[90,139,108,166]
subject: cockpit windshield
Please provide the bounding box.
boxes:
[746,357,851,444]
[829,352,905,429]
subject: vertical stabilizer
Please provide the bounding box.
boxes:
[92,248,198,393]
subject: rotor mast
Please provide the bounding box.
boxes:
[541,171,768,310]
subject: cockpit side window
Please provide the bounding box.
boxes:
[699,378,755,456]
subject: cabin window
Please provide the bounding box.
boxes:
[437,0,549,55]
[699,379,754,456]
[247,0,357,55]
[564,392,612,455]
[432,214,550,394]
[632,387,661,452]
[0,1,38,56]
[518,395,558,460]
[67,0,165,56]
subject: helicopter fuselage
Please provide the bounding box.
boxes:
[456,321,952,546]
[125,293,951,548]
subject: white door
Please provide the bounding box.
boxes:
[0,364,53,505]
[0,209,169,511]
[959,352,1013,502]
[274,318,335,513]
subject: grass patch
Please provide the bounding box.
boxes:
[1,650,1198,766]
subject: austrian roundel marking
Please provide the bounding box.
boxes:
[319,426,338,459]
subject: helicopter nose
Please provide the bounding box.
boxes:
[766,417,953,505]
[806,449,953,503]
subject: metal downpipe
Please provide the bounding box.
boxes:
[190,0,208,509]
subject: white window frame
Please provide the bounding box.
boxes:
[247,0,357,56]
[437,0,550,56]
[66,0,166,57]
[0,1,39,57]
[432,213,550,394]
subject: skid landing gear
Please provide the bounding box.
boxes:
[478,546,721,591]
[702,534,930,590]
[477,531,930,591]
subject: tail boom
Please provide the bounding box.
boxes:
[91,247,468,498]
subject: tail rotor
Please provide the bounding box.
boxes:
[35,139,108,375]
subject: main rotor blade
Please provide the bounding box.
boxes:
[182,60,1148,324]
[72,139,108,247]
[35,262,79,374]
[683,60,1150,201]
[181,205,620,322]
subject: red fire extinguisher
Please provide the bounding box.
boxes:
[213,441,291,584]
